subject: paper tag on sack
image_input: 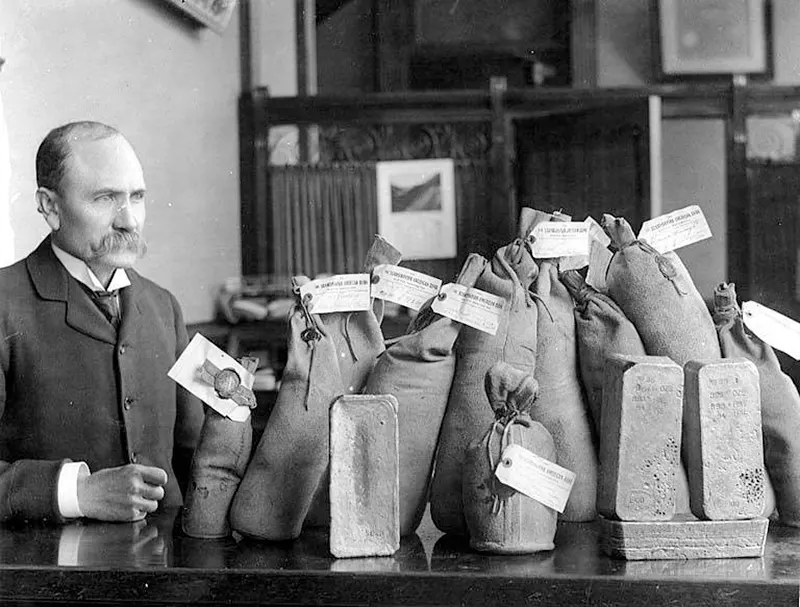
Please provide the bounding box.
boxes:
[529,221,590,259]
[637,205,712,254]
[431,283,505,335]
[560,216,612,271]
[371,265,442,311]
[742,301,800,360]
[168,333,255,420]
[585,237,613,292]
[299,273,371,314]
[586,215,611,247]
[494,444,576,513]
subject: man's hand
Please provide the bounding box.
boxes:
[76,464,168,522]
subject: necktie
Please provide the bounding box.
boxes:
[91,290,121,331]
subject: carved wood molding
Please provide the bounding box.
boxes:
[316,122,491,162]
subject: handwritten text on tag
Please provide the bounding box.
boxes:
[431,283,505,335]
[742,301,800,360]
[560,216,612,271]
[371,265,441,311]
[530,222,590,258]
[299,274,371,314]
[494,444,576,513]
[637,205,712,254]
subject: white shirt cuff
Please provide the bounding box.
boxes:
[57,461,90,519]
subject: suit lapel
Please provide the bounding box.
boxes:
[118,272,143,343]
[27,236,118,345]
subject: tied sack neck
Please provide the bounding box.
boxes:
[601,214,687,296]
[483,362,539,515]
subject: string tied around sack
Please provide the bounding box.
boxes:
[294,279,324,410]
[601,214,687,296]
[343,312,359,362]
[483,362,539,516]
[712,282,740,321]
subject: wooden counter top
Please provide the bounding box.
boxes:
[1,507,798,606]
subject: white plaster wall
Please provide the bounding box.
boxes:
[249,0,298,94]
[0,0,243,323]
[772,0,800,85]
[661,119,727,302]
[597,0,800,87]
[596,0,800,291]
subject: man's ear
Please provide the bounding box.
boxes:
[36,188,60,231]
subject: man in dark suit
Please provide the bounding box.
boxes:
[0,121,203,523]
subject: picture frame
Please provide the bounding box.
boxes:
[376,159,457,261]
[164,0,238,34]
[654,0,769,77]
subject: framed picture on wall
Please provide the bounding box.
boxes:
[164,0,238,34]
[376,159,457,260]
[655,0,769,76]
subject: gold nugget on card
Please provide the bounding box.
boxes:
[329,394,400,558]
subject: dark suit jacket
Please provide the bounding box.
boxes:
[0,237,204,521]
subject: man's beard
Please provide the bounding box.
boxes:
[92,230,147,261]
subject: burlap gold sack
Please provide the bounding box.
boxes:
[363,254,486,536]
[431,210,541,536]
[230,279,343,540]
[602,214,720,366]
[530,249,597,522]
[182,406,254,538]
[463,362,557,554]
[560,269,646,435]
[713,283,788,521]
[304,235,403,527]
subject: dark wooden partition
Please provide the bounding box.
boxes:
[239,82,739,282]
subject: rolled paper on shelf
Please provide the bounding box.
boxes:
[528,216,597,522]
[230,278,344,540]
[363,253,486,536]
[182,357,258,539]
[713,283,788,521]
[431,208,541,536]
[601,214,720,367]
[463,362,557,554]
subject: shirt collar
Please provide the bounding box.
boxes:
[51,241,131,293]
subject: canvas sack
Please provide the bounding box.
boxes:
[463,362,557,554]
[560,269,646,436]
[713,283,789,521]
[304,235,403,527]
[602,214,720,366]
[363,253,486,536]
[529,228,597,522]
[230,278,344,540]
[431,209,541,535]
[181,358,258,539]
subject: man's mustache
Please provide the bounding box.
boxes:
[93,230,147,257]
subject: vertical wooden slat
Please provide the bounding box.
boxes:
[571,0,597,88]
[373,0,413,92]
[239,89,272,275]
[726,76,751,299]
[489,76,515,243]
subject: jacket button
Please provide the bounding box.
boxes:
[119,344,127,355]
[130,452,138,464]
[124,397,133,410]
